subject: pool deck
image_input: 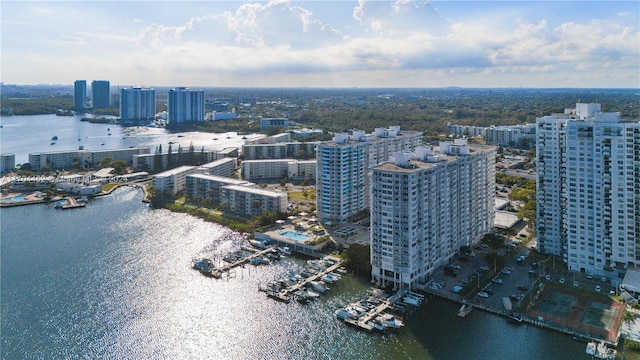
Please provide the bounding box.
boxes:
[0,192,47,207]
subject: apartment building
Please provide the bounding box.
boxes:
[537,103,640,278]
[186,173,249,206]
[370,139,496,289]
[241,159,316,181]
[316,126,422,224]
[221,185,288,217]
[152,165,198,195]
[29,147,149,171]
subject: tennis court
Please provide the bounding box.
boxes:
[528,286,624,342]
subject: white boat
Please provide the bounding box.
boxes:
[278,246,292,255]
[309,281,329,293]
[335,308,358,320]
[321,273,340,283]
[457,303,473,317]
[249,240,267,249]
[377,313,404,328]
[586,341,616,359]
[402,296,421,306]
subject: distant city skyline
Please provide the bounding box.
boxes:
[2,1,638,88]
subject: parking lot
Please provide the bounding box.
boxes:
[426,242,619,315]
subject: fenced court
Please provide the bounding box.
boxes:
[528,286,624,342]
[536,292,577,318]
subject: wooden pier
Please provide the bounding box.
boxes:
[211,247,276,279]
[261,259,344,303]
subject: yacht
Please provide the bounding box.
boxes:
[376,313,404,328]
[321,273,340,284]
[309,281,329,293]
[335,307,358,320]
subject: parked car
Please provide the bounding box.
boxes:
[451,264,461,270]
[600,276,608,283]
[501,269,512,275]
[477,291,489,298]
[595,285,601,292]
[491,278,503,285]
[479,265,490,272]
[559,278,566,284]
[452,285,463,294]
[573,281,579,287]
[517,284,528,291]
[586,273,593,280]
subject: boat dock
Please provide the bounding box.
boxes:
[211,247,277,279]
[261,259,344,303]
[56,197,86,210]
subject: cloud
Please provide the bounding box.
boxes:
[1,0,638,87]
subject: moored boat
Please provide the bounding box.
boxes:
[457,303,473,317]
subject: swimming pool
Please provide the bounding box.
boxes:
[1,195,28,203]
[280,231,310,241]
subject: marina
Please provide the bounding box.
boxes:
[259,257,344,303]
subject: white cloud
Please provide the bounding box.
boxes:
[1,0,638,87]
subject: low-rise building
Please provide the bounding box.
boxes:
[152,166,198,194]
[29,147,150,171]
[197,158,237,178]
[186,173,249,206]
[221,185,287,217]
[241,159,316,182]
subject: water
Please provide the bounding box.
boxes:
[280,230,311,241]
[1,187,586,359]
[0,114,257,165]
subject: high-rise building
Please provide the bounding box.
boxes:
[91,80,110,108]
[537,103,640,278]
[370,139,496,289]
[120,87,156,122]
[167,87,205,124]
[315,126,422,224]
[74,80,87,111]
[1,153,16,175]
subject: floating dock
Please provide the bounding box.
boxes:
[211,247,277,279]
[260,259,344,303]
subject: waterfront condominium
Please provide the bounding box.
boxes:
[167,87,205,125]
[120,87,156,122]
[91,80,110,108]
[370,139,496,289]
[536,103,640,278]
[315,126,422,224]
[74,80,87,111]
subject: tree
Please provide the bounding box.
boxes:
[112,160,127,175]
[153,146,163,173]
[187,142,196,165]
[177,145,184,166]
[99,157,113,168]
[343,243,371,274]
[167,144,173,168]
[623,311,637,330]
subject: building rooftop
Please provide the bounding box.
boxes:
[155,165,196,177]
[223,184,285,197]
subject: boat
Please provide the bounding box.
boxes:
[508,312,523,324]
[402,295,421,306]
[78,145,84,150]
[335,307,359,320]
[212,138,219,140]
[101,142,105,146]
[52,135,58,140]
[586,341,616,359]
[192,258,215,276]
[50,142,55,145]
[242,136,248,140]
[377,313,404,328]
[457,303,473,317]
[321,273,340,284]
[278,246,292,255]
[249,240,267,249]
[309,281,329,293]
[249,256,270,265]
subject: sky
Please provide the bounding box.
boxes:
[1,0,639,88]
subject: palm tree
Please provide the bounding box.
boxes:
[623,310,637,330]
